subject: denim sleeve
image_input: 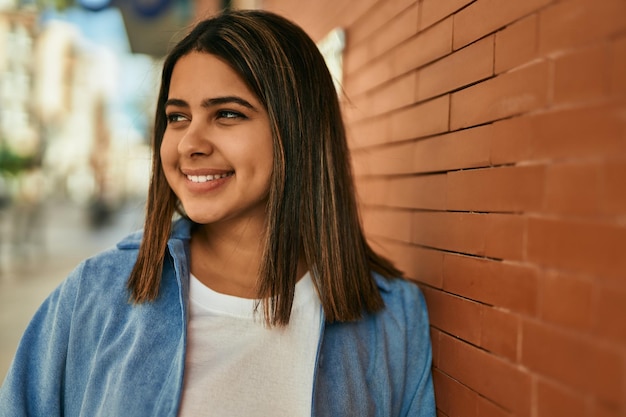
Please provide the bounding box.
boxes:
[0,262,83,417]
[402,283,436,417]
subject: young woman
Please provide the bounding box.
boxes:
[0,10,435,417]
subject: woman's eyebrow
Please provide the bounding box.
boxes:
[165,98,187,108]
[164,96,258,112]
[202,96,258,111]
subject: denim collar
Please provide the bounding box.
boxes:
[117,217,192,250]
[115,217,392,293]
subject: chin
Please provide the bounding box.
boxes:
[184,212,219,225]
[177,204,213,225]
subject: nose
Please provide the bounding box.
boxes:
[177,120,214,158]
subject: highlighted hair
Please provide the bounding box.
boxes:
[127,9,401,325]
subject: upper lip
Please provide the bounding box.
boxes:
[181,168,234,176]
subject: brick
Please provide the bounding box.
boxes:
[446,166,545,212]
[611,36,626,95]
[354,178,389,206]
[353,177,377,202]
[543,162,603,217]
[553,44,611,105]
[522,320,624,404]
[262,0,332,41]
[413,125,492,173]
[390,95,449,142]
[351,151,367,177]
[347,0,416,47]
[433,369,478,417]
[539,0,626,55]
[370,3,419,59]
[351,150,370,178]
[417,35,494,101]
[439,332,532,416]
[601,159,626,215]
[431,328,442,368]
[343,1,417,75]
[481,306,519,362]
[594,286,626,345]
[454,0,552,50]
[592,402,624,417]
[380,241,444,288]
[386,174,447,210]
[364,72,417,117]
[423,287,483,345]
[347,116,389,148]
[265,0,378,42]
[328,0,379,32]
[352,141,416,176]
[495,14,538,74]
[592,345,626,407]
[392,17,453,75]
[477,397,511,417]
[443,255,539,315]
[412,212,487,256]
[366,234,409,273]
[419,0,472,30]
[539,270,593,331]
[529,103,626,160]
[450,61,549,130]
[345,57,393,97]
[361,207,412,243]
[490,116,532,165]
[343,41,371,76]
[527,217,626,284]
[342,100,362,124]
[484,214,526,261]
[536,379,589,417]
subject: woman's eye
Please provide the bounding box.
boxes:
[166,113,187,123]
[217,110,246,120]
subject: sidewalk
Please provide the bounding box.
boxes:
[0,199,145,381]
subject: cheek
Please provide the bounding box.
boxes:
[256,138,274,183]
[160,136,176,167]
[159,137,180,189]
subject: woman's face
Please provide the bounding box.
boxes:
[160,52,274,228]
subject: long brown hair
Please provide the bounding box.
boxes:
[127,9,401,325]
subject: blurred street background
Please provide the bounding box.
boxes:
[0,0,208,381]
[0,197,145,379]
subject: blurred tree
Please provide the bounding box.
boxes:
[0,144,38,175]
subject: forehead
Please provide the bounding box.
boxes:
[168,52,257,100]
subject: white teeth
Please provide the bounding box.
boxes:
[187,172,232,183]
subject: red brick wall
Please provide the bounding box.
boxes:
[265,0,626,415]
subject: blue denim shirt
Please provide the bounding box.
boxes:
[0,219,435,416]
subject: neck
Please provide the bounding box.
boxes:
[190,217,266,298]
[189,219,309,299]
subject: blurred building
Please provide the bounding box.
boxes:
[0,1,163,222]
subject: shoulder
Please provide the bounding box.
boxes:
[371,274,435,413]
[325,273,430,344]
[53,237,141,310]
[316,273,434,415]
[73,230,142,286]
[373,273,429,323]
[66,218,192,301]
[78,217,192,278]
[366,273,432,357]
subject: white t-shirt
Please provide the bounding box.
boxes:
[177,272,322,417]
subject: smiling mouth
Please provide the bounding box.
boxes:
[186,172,234,183]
